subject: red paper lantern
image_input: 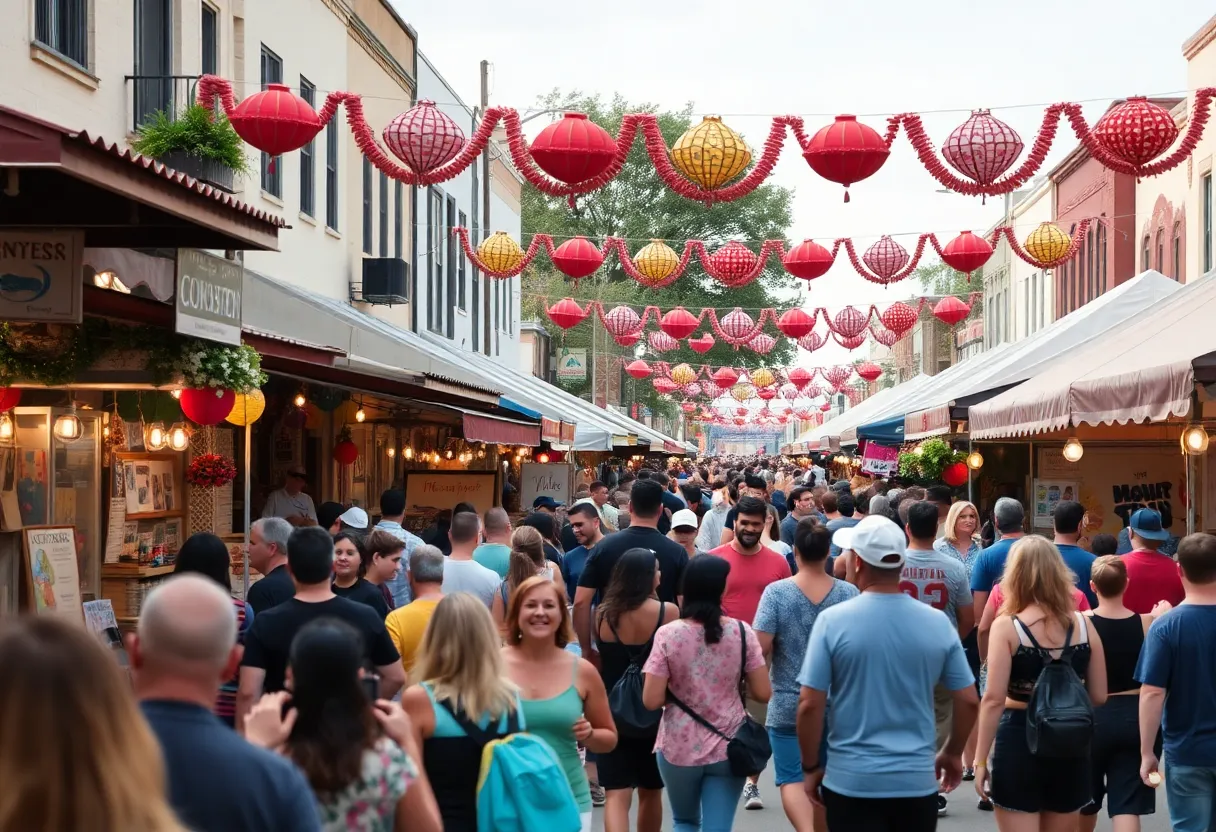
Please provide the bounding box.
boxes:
[757,387,776,401]
[880,301,918,336]
[552,236,605,279]
[832,306,869,339]
[785,368,810,390]
[798,332,825,352]
[660,307,700,340]
[681,401,697,413]
[933,296,971,326]
[862,236,910,281]
[1093,97,1179,168]
[802,115,891,201]
[648,331,679,352]
[719,308,756,341]
[546,297,587,330]
[746,333,776,354]
[179,387,236,426]
[819,402,832,412]
[382,100,466,176]
[602,305,642,337]
[942,110,1024,187]
[835,332,867,350]
[855,362,883,382]
[529,113,618,184]
[689,334,716,354]
[941,231,993,277]
[228,84,321,156]
[776,308,815,339]
[709,242,759,284]
[783,239,834,280]
[613,332,641,348]
[711,367,740,387]
[871,326,898,347]
[0,387,21,411]
[653,377,679,395]
[625,359,652,379]
[333,438,359,466]
[942,461,969,488]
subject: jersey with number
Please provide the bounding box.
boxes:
[900,548,972,629]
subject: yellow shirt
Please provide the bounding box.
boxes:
[385,598,441,677]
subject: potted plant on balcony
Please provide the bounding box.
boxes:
[131,103,250,193]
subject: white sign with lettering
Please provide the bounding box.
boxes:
[0,232,84,323]
[520,463,573,510]
[175,249,243,345]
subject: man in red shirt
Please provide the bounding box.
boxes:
[1121,508,1185,614]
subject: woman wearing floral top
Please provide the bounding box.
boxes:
[642,555,771,832]
[245,619,442,832]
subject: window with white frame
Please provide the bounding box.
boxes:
[299,77,315,218]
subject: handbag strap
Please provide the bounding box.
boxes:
[664,617,747,741]
[736,619,749,706]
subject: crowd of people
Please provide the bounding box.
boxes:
[1,454,1214,832]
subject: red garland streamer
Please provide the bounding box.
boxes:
[644,361,869,393]
[198,76,1216,203]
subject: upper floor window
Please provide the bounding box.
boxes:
[1143,235,1151,274]
[378,172,388,257]
[1204,173,1213,274]
[394,181,404,258]
[1155,228,1165,274]
[298,77,315,218]
[35,0,88,69]
[1173,221,1182,281]
[200,4,218,76]
[259,46,283,198]
[325,121,339,231]
[362,158,373,255]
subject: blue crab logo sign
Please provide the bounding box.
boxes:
[0,232,84,323]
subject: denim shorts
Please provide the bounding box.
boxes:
[769,726,827,787]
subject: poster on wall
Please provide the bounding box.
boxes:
[1032,480,1078,528]
[520,463,573,510]
[23,525,83,621]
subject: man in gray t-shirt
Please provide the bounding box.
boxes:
[902,502,973,635]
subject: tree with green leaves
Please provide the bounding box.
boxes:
[520,92,797,417]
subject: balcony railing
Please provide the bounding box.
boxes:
[124,75,201,134]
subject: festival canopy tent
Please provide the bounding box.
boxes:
[970,270,1216,438]
[902,271,1181,441]
[783,374,934,452]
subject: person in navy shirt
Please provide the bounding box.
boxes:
[1135,532,1216,832]
[1049,500,1097,607]
[969,497,1027,613]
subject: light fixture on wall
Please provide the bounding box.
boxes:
[355,398,366,423]
[145,421,168,451]
[53,404,82,442]
[293,391,307,408]
[387,447,396,458]
[536,452,551,464]
[167,422,191,452]
[1062,436,1084,463]
[966,450,984,470]
[0,413,12,441]
[403,447,414,460]
[170,388,183,400]
[1181,424,1210,456]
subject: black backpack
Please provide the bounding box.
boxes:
[600,604,665,735]
[1017,615,1094,757]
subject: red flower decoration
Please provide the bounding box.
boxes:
[187,454,238,488]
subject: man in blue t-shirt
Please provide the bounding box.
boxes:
[562,502,604,600]
[1135,532,1216,832]
[1051,500,1097,607]
[797,515,978,831]
[969,497,1027,615]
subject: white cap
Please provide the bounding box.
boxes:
[831,515,906,569]
[338,506,369,529]
[671,509,700,530]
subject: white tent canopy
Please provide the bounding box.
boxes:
[784,375,934,452]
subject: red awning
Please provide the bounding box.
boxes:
[463,412,541,446]
[541,417,562,443]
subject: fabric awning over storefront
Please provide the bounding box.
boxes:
[420,403,541,446]
[903,271,1180,440]
[971,271,1216,438]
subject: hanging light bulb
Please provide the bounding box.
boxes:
[387,446,396,458]
[0,413,12,441]
[355,402,366,423]
[912,445,925,456]
[476,448,486,459]
[1062,436,1084,463]
[167,422,191,452]
[445,449,454,460]
[966,450,985,470]
[537,452,551,464]
[404,447,414,460]
[53,404,82,442]
[170,388,183,400]
[293,392,307,408]
[1181,424,1210,456]
[145,421,168,451]
[102,424,110,439]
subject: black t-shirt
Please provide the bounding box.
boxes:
[578,526,689,603]
[242,597,399,692]
[246,564,295,614]
[331,577,390,618]
[561,522,579,553]
[725,506,738,531]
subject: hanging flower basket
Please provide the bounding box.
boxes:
[154,340,267,394]
[187,453,238,488]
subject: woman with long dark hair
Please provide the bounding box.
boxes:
[595,548,680,832]
[642,556,770,832]
[244,619,442,832]
[520,512,567,567]
[332,531,389,618]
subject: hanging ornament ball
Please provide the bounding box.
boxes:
[798,332,825,352]
[746,333,776,354]
[648,331,679,352]
[1092,96,1180,168]
[477,231,525,273]
[653,377,679,395]
[835,332,868,350]
[776,308,815,339]
[382,99,466,176]
[225,389,266,426]
[712,367,740,387]
[783,239,835,281]
[941,230,994,276]
[309,387,345,413]
[709,242,759,284]
[757,387,777,401]
[613,331,641,348]
[820,401,832,412]
[941,109,1024,186]
[730,383,756,402]
[625,359,653,379]
[942,461,970,488]
[832,306,870,339]
[1024,222,1071,264]
[862,236,910,281]
[660,307,700,341]
[632,240,680,286]
[0,387,21,411]
[780,383,799,400]
[802,115,891,201]
[552,236,605,279]
[787,367,813,389]
[670,363,698,386]
[333,438,359,466]
[933,296,972,326]
[880,301,919,336]
[855,362,883,383]
[671,116,753,189]
[871,326,898,347]
[179,387,236,426]
[689,334,716,354]
[602,305,642,337]
[228,84,320,156]
[681,401,697,413]
[750,368,776,388]
[529,112,618,185]
[546,298,587,330]
[719,308,757,341]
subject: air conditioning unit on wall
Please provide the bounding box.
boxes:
[361,258,409,305]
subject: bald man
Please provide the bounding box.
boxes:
[133,575,320,832]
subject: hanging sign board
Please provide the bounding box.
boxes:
[175,249,243,345]
[556,349,588,382]
[0,231,84,323]
[861,443,899,476]
[520,463,573,510]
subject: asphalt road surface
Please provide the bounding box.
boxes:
[589,766,1175,831]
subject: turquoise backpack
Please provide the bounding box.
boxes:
[439,700,582,832]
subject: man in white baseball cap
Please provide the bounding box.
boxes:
[795,515,979,832]
[337,505,369,532]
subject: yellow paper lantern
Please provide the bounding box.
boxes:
[633,239,680,285]
[224,390,266,426]
[750,368,775,388]
[670,363,697,386]
[477,231,524,273]
[671,116,752,189]
[1024,222,1071,263]
[730,383,755,402]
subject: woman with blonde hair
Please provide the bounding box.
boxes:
[0,616,188,832]
[492,525,561,625]
[974,536,1108,831]
[503,575,617,832]
[402,593,524,832]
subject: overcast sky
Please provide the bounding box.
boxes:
[396,0,1212,367]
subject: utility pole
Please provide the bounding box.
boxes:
[480,60,492,356]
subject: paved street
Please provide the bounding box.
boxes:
[590,766,1175,831]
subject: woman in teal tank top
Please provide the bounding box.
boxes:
[502,575,618,831]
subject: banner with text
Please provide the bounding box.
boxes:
[861,443,899,476]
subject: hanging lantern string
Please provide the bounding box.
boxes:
[196,75,1216,206]
[523,292,985,314]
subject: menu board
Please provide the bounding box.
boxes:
[403,471,496,517]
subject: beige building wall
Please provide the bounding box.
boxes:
[1008,178,1054,340]
[1184,17,1216,283]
